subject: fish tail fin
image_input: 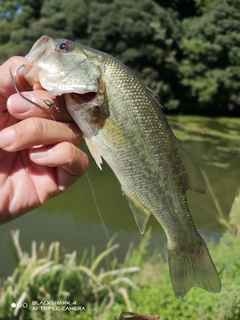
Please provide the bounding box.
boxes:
[167,239,221,299]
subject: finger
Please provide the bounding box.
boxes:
[29,142,90,190]
[0,56,30,111]
[0,117,82,151]
[7,90,74,122]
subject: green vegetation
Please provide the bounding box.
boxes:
[1,190,240,320]
[1,0,240,114]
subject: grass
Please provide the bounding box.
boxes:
[1,180,240,319]
[0,231,142,320]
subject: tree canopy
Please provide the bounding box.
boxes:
[1,0,240,115]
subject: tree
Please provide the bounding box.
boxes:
[178,0,240,114]
[0,0,179,111]
[1,0,240,114]
[80,0,179,110]
[0,0,43,61]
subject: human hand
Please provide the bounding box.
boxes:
[0,56,89,224]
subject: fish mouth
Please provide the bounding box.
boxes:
[64,92,97,106]
[23,63,41,87]
[25,35,54,63]
[23,36,54,87]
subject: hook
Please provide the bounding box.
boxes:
[14,64,60,113]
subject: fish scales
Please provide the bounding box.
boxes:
[22,35,221,299]
[100,55,193,234]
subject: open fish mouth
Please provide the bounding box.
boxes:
[63,92,97,107]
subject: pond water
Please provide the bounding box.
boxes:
[0,116,240,280]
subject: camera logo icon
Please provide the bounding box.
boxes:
[11,302,28,309]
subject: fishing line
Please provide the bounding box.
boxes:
[14,65,113,248]
[60,132,116,260]
[55,124,112,246]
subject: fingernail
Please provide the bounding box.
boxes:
[30,149,48,159]
[0,127,15,147]
[30,151,47,160]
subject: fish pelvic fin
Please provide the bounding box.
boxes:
[84,136,103,170]
[124,191,151,235]
[168,239,221,299]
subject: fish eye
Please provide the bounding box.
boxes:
[56,40,72,53]
[60,43,66,50]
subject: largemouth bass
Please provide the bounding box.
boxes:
[22,35,221,299]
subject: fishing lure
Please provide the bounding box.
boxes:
[14,64,61,112]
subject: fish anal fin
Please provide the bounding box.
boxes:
[177,142,205,193]
[84,136,103,170]
[168,239,221,299]
[124,191,151,235]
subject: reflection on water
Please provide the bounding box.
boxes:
[1,116,240,279]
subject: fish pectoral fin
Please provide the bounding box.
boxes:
[124,191,151,235]
[84,136,103,170]
[177,142,206,193]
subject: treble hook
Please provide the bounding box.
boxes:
[14,64,60,113]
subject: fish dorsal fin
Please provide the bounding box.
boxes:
[84,136,103,170]
[146,86,163,109]
[123,190,151,235]
[177,141,205,193]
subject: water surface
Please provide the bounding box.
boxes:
[0,116,239,279]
